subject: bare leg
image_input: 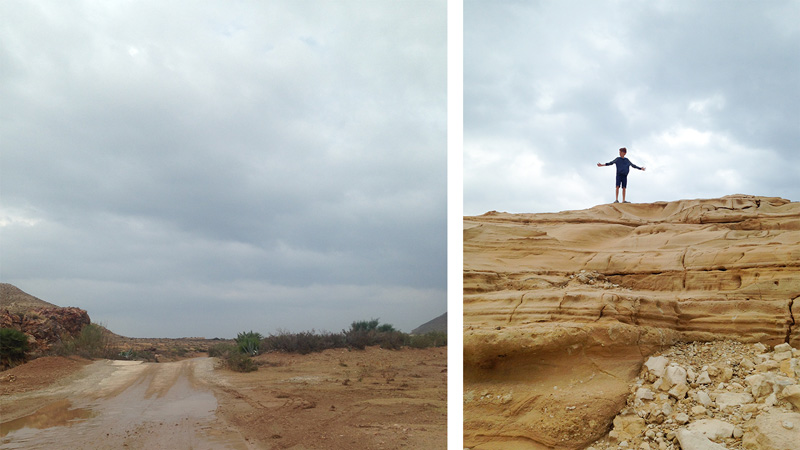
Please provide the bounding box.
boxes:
[615,186,620,202]
[622,188,627,202]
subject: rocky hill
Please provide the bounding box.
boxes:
[463,195,800,449]
[0,283,57,313]
[1,284,91,357]
[412,312,447,334]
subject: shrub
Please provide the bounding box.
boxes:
[377,323,396,333]
[208,343,236,358]
[53,323,114,359]
[226,351,258,372]
[235,331,262,356]
[262,330,347,354]
[408,331,447,349]
[0,328,30,366]
[377,331,406,350]
[350,319,381,332]
[208,342,257,372]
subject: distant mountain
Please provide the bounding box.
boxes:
[411,312,446,334]
[0,283,58,313]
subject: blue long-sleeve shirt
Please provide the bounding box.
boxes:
[604,157,642,175]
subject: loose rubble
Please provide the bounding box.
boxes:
[587,341,800,450]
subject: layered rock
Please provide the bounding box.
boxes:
[464,195,800,449]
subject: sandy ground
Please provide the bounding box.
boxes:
[0,346,447,449]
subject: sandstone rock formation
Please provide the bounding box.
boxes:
[1,284,91,356]
[464,195,800,449]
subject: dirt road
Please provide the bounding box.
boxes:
[0,347,447,449]
[1,358,250,449]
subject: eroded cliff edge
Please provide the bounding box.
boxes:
[463,195,800,449]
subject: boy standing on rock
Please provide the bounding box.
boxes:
[597,147,645,203]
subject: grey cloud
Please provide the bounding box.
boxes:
[1,0,446,337]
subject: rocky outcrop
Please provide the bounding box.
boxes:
[463,195,800,449]
[1,284,91,355]
[589,341,800,450]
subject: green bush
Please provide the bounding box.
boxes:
[208,343,236,358]
[226,351,258,372]
[235,331,262,356]
[408,331,447,349]
[377,331,406,350]
[209,342,257,372]
[0,328,30,365]
[350,319,381,332]
[52,323,114,359]
[262,330,347,354]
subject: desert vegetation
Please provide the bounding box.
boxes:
[0,327,30,367]
[211,319,447,372]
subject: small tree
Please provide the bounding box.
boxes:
[0,328,30,365]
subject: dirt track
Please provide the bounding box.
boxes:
[0,347,447,449]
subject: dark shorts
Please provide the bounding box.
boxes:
[616,172,628,188]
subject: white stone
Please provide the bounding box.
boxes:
[696,371,712,384]
[687,367,697,383]
[645,356,669,379]
[774,343,792,353]
[676,412,690,424]
[697,390,713,408]
[676,429,729,450]
[636,388,655,402]
[665,364,688,388]
[687,418,735,440]
[715,392,754,410]
[745,374,771,399]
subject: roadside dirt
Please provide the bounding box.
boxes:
[0,346,447,449]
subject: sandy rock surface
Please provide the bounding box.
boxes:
[464,195,800,449]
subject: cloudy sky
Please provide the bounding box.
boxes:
[1,0,446,338]
[465,0,799,215]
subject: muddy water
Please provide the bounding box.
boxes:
[0,358,250,450]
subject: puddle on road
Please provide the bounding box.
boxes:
[0,399,94,437]
[1,359,249,449]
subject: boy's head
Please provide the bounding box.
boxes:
[619,147,627,156]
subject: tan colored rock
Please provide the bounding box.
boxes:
[715,392,754,410]
[781,384,800,411]
[464,196,800,449]
[611,414,646,442]
[743,410,800,450]
[687,418,735,440]
[676,429,729,450]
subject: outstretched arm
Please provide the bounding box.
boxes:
[631,162,646,171]
[597,158,617,167]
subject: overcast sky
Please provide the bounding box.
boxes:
[1,0,446,338]
[465,0,799,216]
